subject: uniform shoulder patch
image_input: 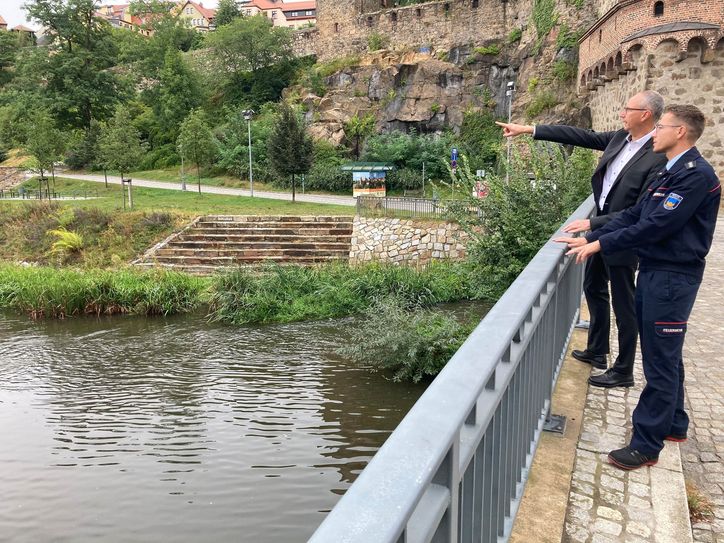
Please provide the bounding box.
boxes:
[663,193,683,210]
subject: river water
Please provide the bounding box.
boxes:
[0,312,437,543]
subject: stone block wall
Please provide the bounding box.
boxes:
[307,0,522,61]
[583,38,724,179]
[349,217,467,266]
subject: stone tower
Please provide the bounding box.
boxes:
[579,0,724,176]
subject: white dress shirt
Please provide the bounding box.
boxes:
[598,130,655,210]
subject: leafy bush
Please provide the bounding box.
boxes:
[386,168,423,191]
[138,143,178,170]
[368,32,389,52]
[474,44,501,56]
[556,23,584,50]
[48,228,83,257]
[508,28,523,44]
[446,143,595,298]
[338,296,475,383]
[525,90,559,119]
[362,130,455,180]
[532,0,558,39]
[459,109,503,172]
[552,59,577,82]
[316,55,361,78]
[303,162,350,192]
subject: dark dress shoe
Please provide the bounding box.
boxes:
[571,349,607,369]
[588,368,634,388]
[608,446,658,470]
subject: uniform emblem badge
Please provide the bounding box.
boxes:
[663,193,683,210]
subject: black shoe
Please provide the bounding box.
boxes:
[664,434,687,443]
[608,446,658,471]
[588,368,634,388]
[571,349,607,369]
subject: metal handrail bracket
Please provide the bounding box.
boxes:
[310,196,596,543]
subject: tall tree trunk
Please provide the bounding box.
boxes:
[291,173,296,203]
[104,168,108,188]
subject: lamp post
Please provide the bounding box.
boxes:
[505,81,515,184]
[242,109,255,197]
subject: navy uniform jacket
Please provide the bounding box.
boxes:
[585,147,720,280]
[535,125,667,267]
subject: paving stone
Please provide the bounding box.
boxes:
[592,518,623,536]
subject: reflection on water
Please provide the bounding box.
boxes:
[0,313,433,543]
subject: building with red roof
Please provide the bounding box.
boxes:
[240,0,316,28]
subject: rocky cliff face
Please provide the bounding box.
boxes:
[289,0,601,145]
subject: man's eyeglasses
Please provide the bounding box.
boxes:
[654,124,682,130]
[621,107,649,113]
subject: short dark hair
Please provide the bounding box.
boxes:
[665,104,706,141]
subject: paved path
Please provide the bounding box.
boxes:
[562,217,724,543]
[681,219,724,543]
[58,172,357,207]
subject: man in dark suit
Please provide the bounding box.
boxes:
[496,91,667,388]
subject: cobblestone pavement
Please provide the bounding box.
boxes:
[680,218,724,543]
[562,218,724,543]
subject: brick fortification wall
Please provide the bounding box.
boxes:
[579,0,724,178]
[296,0,522,61]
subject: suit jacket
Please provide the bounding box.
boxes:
[534,124,668,267]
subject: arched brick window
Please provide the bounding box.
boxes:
[581,74,586,86]
[615,51,623,67]
[654,1,664,16]
[607,58,614,73]
[594,66,600,78]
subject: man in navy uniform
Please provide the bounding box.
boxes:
[557,105,720,470]
[497,91,667,389]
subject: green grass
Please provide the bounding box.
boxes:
[9,177,352,216]
[0,264,208,318]
[207,261,482,325]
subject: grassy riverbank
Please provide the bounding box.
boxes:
[207,261,480,325]
[0,265,207,318]
[0,261,484,323]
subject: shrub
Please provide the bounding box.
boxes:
[139,143,179,170]
[303,162,350,192]
[508,28,523,44]
[525,90,559,119]
[474,44,501,56]
[446,144,595,298]
[368,32,389,52]
[552,59,577,82]
[48,228,83,257]
[338,295,475,382]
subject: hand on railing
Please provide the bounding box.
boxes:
[562,219,591,233]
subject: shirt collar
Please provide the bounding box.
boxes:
[627,129,655,145]
[666,147,693,171]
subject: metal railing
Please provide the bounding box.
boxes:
[356,196,452,219]
[310,195,596,543]
[0,188,100,200]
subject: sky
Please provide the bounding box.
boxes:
[1,0,310,30]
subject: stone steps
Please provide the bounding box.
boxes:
[135,215,354,275]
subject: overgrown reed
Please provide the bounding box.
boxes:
[207,261,480,325]
[0,264,208,319]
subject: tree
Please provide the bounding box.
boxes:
[0,31,21,87]
[156,48,203,144]
[204,15,292,105]
[267,104,313,202]
[344,113,376,159]
[214,0,241,27]
[177,109,216,193]
[24,111,64,194]
[99,106,146,180]
[24,0,125,130]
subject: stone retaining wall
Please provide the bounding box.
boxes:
[350,216,467,266]
[0,168,25,190]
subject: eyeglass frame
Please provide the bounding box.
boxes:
[620,107,650,113]
[654,123,683,130]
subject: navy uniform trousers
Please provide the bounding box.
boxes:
[630,270,700,455]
